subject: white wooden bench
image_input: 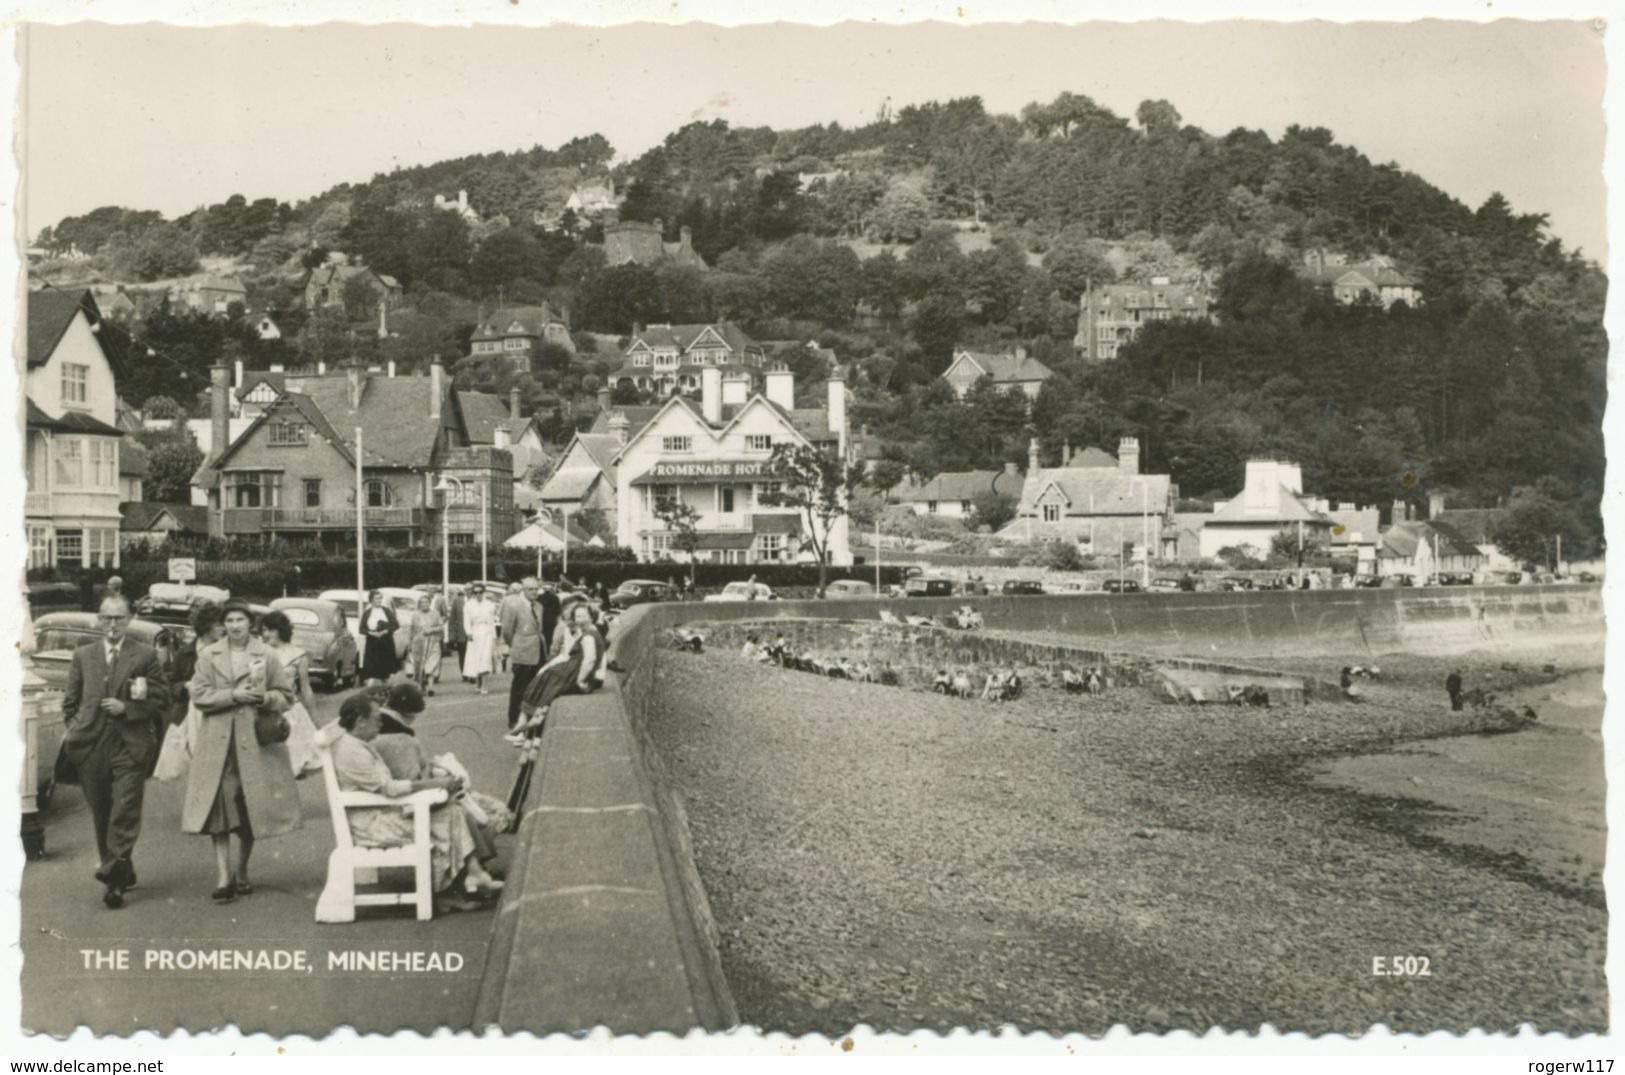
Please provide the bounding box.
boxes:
[313,735,448,923]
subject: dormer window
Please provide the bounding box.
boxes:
[662,436,693,454]
[746,435,772,452]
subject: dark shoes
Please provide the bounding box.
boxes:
[102,886,125,910]
[211,881,238,904]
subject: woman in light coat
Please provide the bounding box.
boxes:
[461,584,497,694]
[184,601,303,902]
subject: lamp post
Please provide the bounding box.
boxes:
[436,475,487,588]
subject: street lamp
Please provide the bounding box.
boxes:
[436,475,487,594]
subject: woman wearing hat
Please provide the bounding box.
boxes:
[184,600,303,902]
[461,584,498,694]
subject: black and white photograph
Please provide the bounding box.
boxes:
[4,2,1616,1059]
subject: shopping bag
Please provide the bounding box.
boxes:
[153,721,191,782]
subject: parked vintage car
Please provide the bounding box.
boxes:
[269,597,360,690]
[1430,572,1476,586]
[1216,576,1255,592]
[1041,579,1091,595]
[608,579,678,610]
[824,580,877,599]
[135,584,271,643]
[318,587,419,658]
[1148,577,1183,592]
[902,576,956,598]
[1001,579,1046,596]
[1101,578,1143,594]
[704,581,778,602]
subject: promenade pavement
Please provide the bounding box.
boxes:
[21,661,523,1039]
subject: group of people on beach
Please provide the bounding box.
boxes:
[56,575,611,916]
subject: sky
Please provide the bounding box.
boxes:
[20,18,1609,258]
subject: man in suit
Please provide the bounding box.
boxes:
[499,576,547,729]
[62,595,171,909]
[446,585,468,683]
[538,580,562,665]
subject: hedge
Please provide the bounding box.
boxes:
[35,557,910,605]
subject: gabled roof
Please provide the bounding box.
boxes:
[949,349,1055,385]
[120,502,208,533]
[292,374,447,468]
[236,371,286,401]
[1302,260,1418,289]
[472,304,569,341]
[537,433,624,502]
[28,288,102,369]
[183,274,247,295]
[627,322,759,356]
[1016,468,1172,517]
[896,470,1023,503]
[1380,520,1483,561]
[1206,487,1329,526]
[1326,507,1381,545]
[457,391,514,446]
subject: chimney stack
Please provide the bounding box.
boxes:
[233,358,244,388]
[1063,437,1071,464]
[387,359,396,379]
[429,358,443,421]
[721,373,749,406]
[1428,492,1445,519]
[826,370,848,455]
[679,224,693,249]
[317,360,327,375]
[1015,344,1028,361]
[458,190,468,213]
[765,366,795,410]
[1118,436,1141,475]
[494,426,511,450]
[1028,437,1041,478]
[608,411,630,448]
[509,387,522,420]
[345,362,364,410]
[701,366,723,426]
[209,363,231,464]
[596,386,611,413]
[269,362,284,374]
[1004,461,1019,476]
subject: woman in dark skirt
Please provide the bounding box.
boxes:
[505,603,606,744]
[359,590,401,685]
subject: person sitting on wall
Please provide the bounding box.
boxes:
[1061,668,1085,694]
[741,634,761,660]
[1085,670,1104,695]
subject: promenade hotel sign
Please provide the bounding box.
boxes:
[633,460,774,484]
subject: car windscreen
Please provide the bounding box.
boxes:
[35,627,90,653]
[283,608,322,628]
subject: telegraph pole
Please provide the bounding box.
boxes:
[354,426,365,622]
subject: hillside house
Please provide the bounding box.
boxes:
[1075,276,1214,361]
[193,359,516,551]
[612,322,767,397]
[1001,437,1177,559]
[303,259,403,311]
[615,367,853,566]
[24,289,126,570]
[468,303,576,368]
[1300,253,1420,308]
[433,190,480,223]
[941,346,1054,400]
[171,274,248,316]
[601,217,708,270]
[565,181,620,218]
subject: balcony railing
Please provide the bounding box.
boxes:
[222,507,424,533]
[24,492,50,517]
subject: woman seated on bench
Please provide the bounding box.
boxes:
[329,692,504,914]
[508,603,607,743]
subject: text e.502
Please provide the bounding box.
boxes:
[1372,955,1432,977]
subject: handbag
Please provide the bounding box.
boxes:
[254,707,291,747]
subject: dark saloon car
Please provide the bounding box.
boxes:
[269,597,360,690]
[608,579,678,611]
[1101,578,1142,594]
[1216,576,1255,592]
[1001,580,1046,596]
